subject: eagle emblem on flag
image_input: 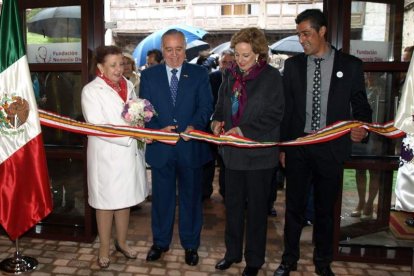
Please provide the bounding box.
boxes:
[0,94,30,131]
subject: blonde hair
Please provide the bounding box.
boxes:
[230,27,268,61]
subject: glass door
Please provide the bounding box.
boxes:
[17,0,104,242]
[329,0,414,265]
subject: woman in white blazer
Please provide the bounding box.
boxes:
[81,46,147,268]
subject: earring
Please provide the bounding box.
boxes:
[255,56,258,63]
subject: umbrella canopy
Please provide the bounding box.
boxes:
[186,40,210,61]
[269,35,303,55]
[27,6,81,39]
[210,41,231,55]
[133,25,208,67]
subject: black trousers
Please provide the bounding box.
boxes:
[202,145,225,199]
[282,143,342,269]
[224,167,274,268]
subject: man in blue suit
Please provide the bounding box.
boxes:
[140,29,213,266]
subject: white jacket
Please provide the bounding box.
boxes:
[81,77,147,209]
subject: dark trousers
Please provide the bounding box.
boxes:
[202,145,225,199]
[282,143,342,268]
[224,168,274,268]
[268,167,284,211]
[151,161,203,250]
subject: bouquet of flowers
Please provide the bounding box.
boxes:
[121,98,157,149]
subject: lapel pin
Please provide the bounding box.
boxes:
[182,74,189,78]
[336,71,343,78]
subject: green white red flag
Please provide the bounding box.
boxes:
[0,0,52,240]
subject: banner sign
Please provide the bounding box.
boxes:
[27,42,82,63]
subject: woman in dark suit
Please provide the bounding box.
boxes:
[211,27,284,276]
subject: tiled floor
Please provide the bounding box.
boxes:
[0,181,412,275]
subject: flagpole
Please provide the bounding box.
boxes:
[0,238,38,274]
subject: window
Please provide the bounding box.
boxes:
[267,4,281,16]
[350,2,393,62]
[221,5,231,16]
[221,4,252,16]
[26,6,82,64]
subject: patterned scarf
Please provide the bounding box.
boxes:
[228,59,267,126]
[96,69,128,102]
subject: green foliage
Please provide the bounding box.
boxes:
[26,31,81,44]
[342,169,397,191]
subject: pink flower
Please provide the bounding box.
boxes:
[122,98,157,126]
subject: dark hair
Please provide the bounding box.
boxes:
[295,9,327,32]
[196,51,210,65]
[230,27,269,61]
[161,29,186,47]
[147,49,163,63]
[91,45,122,73]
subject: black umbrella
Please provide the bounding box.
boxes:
[186,40,210,61]
[27,6,81,40]
[269,35,303,55]
[210,41,231,55]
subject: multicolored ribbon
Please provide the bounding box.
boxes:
[38,109,404,148]
[38,109,179,145]
[180,121,404,148]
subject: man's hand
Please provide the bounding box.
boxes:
[182,125,195,141]
[350,127,368,142]
[161,125,178,133]
[279,152,286,168]
[211,120,224,136]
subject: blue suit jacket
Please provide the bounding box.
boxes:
[140,62,213,168]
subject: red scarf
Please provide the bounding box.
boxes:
[97,70,127,102]
[228,59,267,126]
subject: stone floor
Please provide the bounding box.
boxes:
[0,182,412,275]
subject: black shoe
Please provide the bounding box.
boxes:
[114,240,137,259]
[274,262,297,276]
[268,207,278,217]
[215,258,236,270]
[146,245,169,261]
[202,194,212,201]
[303,219,313,227]
[315,266,335,276]
[242,266,259,276]
[405,217,414,227]
[184,249,199,266]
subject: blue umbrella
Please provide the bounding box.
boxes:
[133,25,208,67]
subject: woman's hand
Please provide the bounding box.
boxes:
[144,138,153,144]
[224,127,243,137]
[211,120,224,136]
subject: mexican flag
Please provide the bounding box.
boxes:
[0,0,53,240]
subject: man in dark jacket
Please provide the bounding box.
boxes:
[274,9,372,276]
